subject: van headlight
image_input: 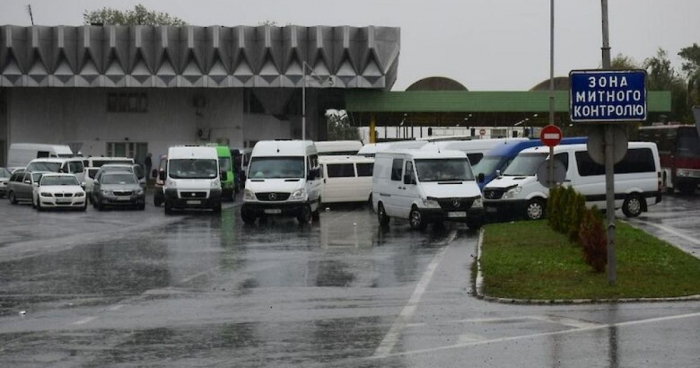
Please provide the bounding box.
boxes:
[211,179,221,189]
[503,186,522,199]
[290,189,307,201]
[244,189,256,201]
[472,197,483,207]
[422,198,441,208]
[166,179,177,188]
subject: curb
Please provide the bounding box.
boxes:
[473,226,700,305]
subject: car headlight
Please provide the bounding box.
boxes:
[422,198,441,208]
[243,189,256,201]
[677,169,689,177]
[211,179,221,189]
[290,189,307,200]
[503,186,522,199]
[102,190,112,196]
[40,192,52,197]
[472,197,483,207]
[136,189,144,195]
[75,192,85,197]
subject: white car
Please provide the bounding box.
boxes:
[33,173,87,211]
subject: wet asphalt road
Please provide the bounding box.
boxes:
[0,193,699,367]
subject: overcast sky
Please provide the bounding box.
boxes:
[2,0,698,91]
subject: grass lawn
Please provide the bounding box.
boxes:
[480,220,700,300]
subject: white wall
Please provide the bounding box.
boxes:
[7,88,294,163]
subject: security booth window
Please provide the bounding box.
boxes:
[327,163,355,178]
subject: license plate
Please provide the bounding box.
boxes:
[117,197,131,201]
[486,207,498,213]
[264,209,282,214]
[57,200,71,204]
[448,211,467,218]
[186,200,201,205]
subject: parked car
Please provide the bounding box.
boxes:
[92,172,146,211]
[0,167,11,198]
[241,140,321,224]
[319,155,374,204]
[7,170,46,204]
[94,164,146,189]
[33,173,87,211]
[26,158,85,184]
[372,149,485,230]
[483,142,662,220]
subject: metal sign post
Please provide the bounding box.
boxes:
[548,0,555,190]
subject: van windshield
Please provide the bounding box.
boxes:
[91,160,133,167]
[169,159,218,179]
[414,158,475,182]
[248,157,305,179]
[472,156,503,177]
[503,152,547,176]
[677,127,700,158]
[27,162,61,172]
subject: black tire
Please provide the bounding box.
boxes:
[138,203,146,211]
[311,200,320,222]
[525,198,546,220]
[88,195,93,205]
[164,201,173,215]
[32,196,36,209]
[377,202,390,226]
[678,183,696,196]
[409,207,427,231]
[466,219,483,230]
[97,201,105,211]
[213,203,222,214]
[297,204,312,224]
[9,191,17,205]
[622,194,643,218]
[154,196,162,207]
[36,199,43,212]
[80,202,88,212]
[241,206,257,225]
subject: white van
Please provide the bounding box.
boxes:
[8,143,73,171]
[319,155,374,204]
[161,146,223,214]
[26,158,85,184]
[420,138,528,166]
[358,140,428,157]
[483,142,662,220]
[372,149,485,230]
[241,140,322,224]
[315,141,363,156]
[86,157,134,168]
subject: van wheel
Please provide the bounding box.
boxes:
[297,204,312,224]
[525,198,545,220]
[409,207,427,231]
[622,194,643,218]
[678,183,696,196]
[9,191,17,205]
[466,218,483,230]
[377,203,390,226]
[241,207,257,225]
[213,203,222,214]
[154,196,162,207]
[164,201,174,215]
[368,193,373,205]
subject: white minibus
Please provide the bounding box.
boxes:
[315,141,363,156]
[483,142,662,220]
[161,146,223,214]
[319,155,374,204]
[372,149,485,230]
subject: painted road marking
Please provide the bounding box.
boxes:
[373,230,457,358]
[369,311,700,359]
[72,316,97,325]
[638,221,700,246]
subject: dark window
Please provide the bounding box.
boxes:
[36,151,50,158]
[554,152,569,170]
[108,92,148,113]
[576,148,655,177]
[244,90,266,114]
[327,163,355,178]
[356,163,374,177]
[405,161,416,183]
[10,172,22,182]
[467,153,484,166]
[68,161,84,174]
[391,159,403,181]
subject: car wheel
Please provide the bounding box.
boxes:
[36,199,43,212]
[9,191,17,205]
[138,203,146,211]
[377,202,390,226]
[409,207,427,230]
[32,197,36,209]
[622,194,643,218]
[241,206,257,225]
[164,201,173,215]
[466,218,483,230]
[297,204,312,224]
[97,201,105,211]
[81,202,88,212]
[154,196,162,207]
[525,198,545,220]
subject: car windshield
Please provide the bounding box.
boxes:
[169,159,218,179]
[27,162,61,172]
[248,157,305,179]
[414,158,475,182]
[0,168,10,178]
[102,166,133,173]
[503,152,548,176]
[41,176,79,186]
[102,173,137,185]
[472,156,503,177]
[219,157,232,172]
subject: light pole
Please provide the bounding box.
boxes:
[302,61,333,141]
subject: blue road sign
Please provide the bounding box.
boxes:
[569,70,647,123]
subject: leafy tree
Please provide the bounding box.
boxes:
[326,110,360,141]
[679,43,700,108]
[611,54,640,70]
[83,4,186,26]
[644,48,690,122]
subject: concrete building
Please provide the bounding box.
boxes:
[0,25,401,165]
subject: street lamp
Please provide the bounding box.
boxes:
[302,61,334,141]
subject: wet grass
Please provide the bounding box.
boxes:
[480,220,700,300]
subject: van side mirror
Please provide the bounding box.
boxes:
[496,170,501,177]
[478,173,485,183]
[220,171,228,181]
[159,171,166,181]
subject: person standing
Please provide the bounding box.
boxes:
[145,153,153,182]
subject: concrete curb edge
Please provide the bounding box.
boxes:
[473,225,700,305]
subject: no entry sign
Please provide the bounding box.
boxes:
[540,125,563,147]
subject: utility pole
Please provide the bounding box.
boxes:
[548,0,555,187]
[601,0,617,286]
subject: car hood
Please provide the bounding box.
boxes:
[419,181,481,198]
[484,175,534,190]
[245,178,305,193]
[101,184,142,191]
[40,185,84,194]
[0,178,8,184]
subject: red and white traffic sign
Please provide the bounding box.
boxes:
[540,124,563,147]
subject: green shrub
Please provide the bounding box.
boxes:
[568,192,586,242]
[548,186,562,231]
[580,206,608,272]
